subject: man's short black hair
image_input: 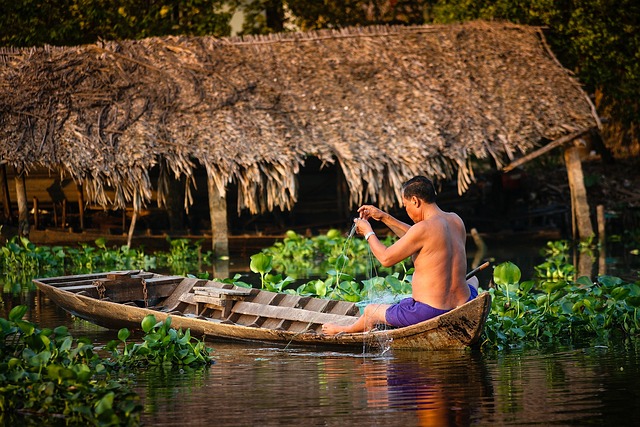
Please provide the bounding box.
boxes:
[401,176,437,204]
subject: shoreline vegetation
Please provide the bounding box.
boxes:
[1,227,638,423]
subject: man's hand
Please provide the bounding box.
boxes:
[357,205,386,222]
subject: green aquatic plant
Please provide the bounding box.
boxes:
[0,305,141,425]
[105,314,212,367]
[261,229,400,279]
[483,260,640,351]
[155,238,214,276]
[0,306,213,425]
[0,236,213,292]
[66,238,157,273]
[250,252,273,289]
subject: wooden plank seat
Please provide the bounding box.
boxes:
[160,278,207,312]
[191,286,252,317]
[230,301,358,326]
[192,286,253,297]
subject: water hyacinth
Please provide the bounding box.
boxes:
[0,306,213,425]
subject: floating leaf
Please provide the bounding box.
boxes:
[95,392,115,415]
[540,280,568,294]
[575,276,593,287]
[141,315,156,333]
[118,328,130,342]
[9,305,28,322]
[250,253,273,274]
[493,262,521,286]
[598,275,623,287]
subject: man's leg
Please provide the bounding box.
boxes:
[322,303,391,335]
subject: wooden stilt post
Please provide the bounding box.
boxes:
[14,168,29,237]
[1,164,13,223]
[596,205,605,247]
[33,197,39,230]
[127,190,139,248]
[61,199,67,230]
[207,174,228,257]
[470,228,487,269]
[597,204,606,276]
[127,210,138,248]
[77,183,85,230]
[564,146,594,240]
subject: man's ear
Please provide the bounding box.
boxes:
[412,196,420,206]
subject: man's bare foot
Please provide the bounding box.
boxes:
[321,323,346,335]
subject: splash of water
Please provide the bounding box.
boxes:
[339,220,394,356]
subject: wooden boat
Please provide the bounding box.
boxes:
[34,270,492,351]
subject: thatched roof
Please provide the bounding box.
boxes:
[0,21,599,213]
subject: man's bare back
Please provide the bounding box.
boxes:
[322,176,472,336]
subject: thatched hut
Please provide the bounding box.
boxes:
[0,21,600,254]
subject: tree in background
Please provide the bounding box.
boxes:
[0,0,232,46]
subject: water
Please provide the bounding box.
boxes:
[123,340,640,426]
[5,294,639,426]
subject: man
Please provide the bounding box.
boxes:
[322,176,477,335]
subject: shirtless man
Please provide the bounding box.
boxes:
[322,176,477,335]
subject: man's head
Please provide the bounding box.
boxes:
[401,176,437,204]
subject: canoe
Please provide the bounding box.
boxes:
[33,270,492,351]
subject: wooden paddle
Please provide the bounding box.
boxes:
[466,261,490,279]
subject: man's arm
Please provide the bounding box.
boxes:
[358,205,411,237]
[366,222,424,267]
[380,213,411,237]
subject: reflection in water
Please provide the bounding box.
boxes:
[357,351,493,426]
[136,347,494,426]
[130,342,640,426]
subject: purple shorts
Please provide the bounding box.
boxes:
[385,284,478,327]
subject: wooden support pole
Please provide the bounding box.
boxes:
[77,182,85,230]
[127,209,138,248]
[597,204,606,276]
[596,205,605,247]
[14,169,29,237]
[470,228,487,269]
[0,164,13,222]
[61,199,67,229]
[504,128,592,173]
[564,146,594,240]
[207,175,228,257]
[33,197,39,230]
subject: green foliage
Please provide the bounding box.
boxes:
[0,0,232,47]
[483,258,640,351]
[260,228,399,279]
[105,315,213,367]
[0,236,213,292]
[0,307,213,425]
[0,236,66,291]
[155,238,213,276]
[0,305,141,425]
[535,240,575,281]
[244,229,409,301]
